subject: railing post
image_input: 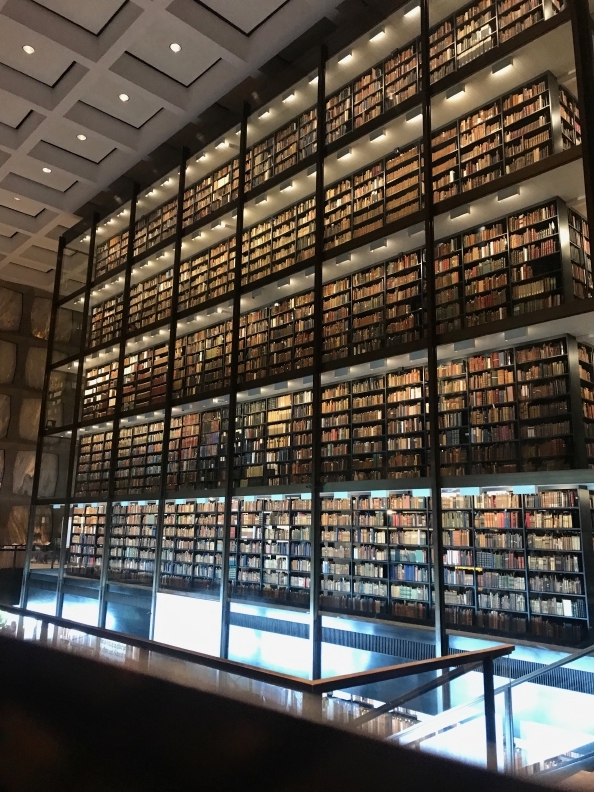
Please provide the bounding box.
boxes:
[504,684,514,773]
[483,657,498,771]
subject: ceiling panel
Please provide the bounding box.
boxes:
[10,156,78,192]
[198,0,288,33]
[0,90,31,128]
[0,224,18,238]
[127,13,221,87]
[0,188,45,216]
[40,118,116,163]
[80,73,164,128]
[0,16,74,86]
[32,0,126,35]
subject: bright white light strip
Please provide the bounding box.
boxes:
[338,51,352,65]
[369,27,385,42]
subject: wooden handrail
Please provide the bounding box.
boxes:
[0,603,512,695]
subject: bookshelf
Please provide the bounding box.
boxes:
[88,295,123,348]
[238,292,314,383]
[114,420,164,494]
[134,198,178,258]
[228,495,312,607]
[245,107,318,190]
[30,1,593,655]
[577,342,594,467]
[321,369,427,483]
[160,498,225,592]
[320,492,431,619]
[568,208,593,300]
[129,268,173,332]
[182,159,240,230]
[82,361,118,421]
[122,343,169,413]
[172,320,233,400]
[233,390,313,488]
[179,237,236,313]
[241,196,316,286]
[73,430,112,499]
[437,337,585,475]
[108,500,159,585]
[66,502,107,578]
[94,229,129,280]
[318,485,588,642]
[167,408,228,491]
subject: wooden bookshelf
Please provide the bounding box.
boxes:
[229,496,311,607]
[241,196,316,286]
[568,208,592,300]
[503,76,553,175]
[82,361,118,421]
[172,320,233,400]
[129,268,173,332]
[320,492,430,619]
[578,343,594,467]
[88,295,123,348]
[245,107,318,191]
[114,420,164,494]
[238,292,314,383]
[161,498,225,592]
[66,502,107,578]
[121,343,169,413]
[167,409,228,491]
[321,369,427,483]
[74,431,112,499]
[108,501,159,584]
[94,230,129,280]
[456,0,498,68]
[182,159,240,229]
[134,198,178,259]
[179,237,236,312]
[233,390,313,488]
[437,338,581,475]
[447,487,589,643]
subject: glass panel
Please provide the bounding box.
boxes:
[37,433,72,500]
[64,501,107,581]
[62,591,100,626]
[44,360,78,429]
[105,597,151,638]
[93,202,132,281]
[59,235,90,300]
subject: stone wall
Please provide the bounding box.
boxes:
[0,281,58,546]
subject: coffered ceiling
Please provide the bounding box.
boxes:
[0,0,342,291]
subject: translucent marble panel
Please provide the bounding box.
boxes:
[0,340,16,384]
[19,398,41,441]
[0,287,22,331]
[0,394,9,438]
[25,346,47,390]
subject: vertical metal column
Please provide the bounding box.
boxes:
[220,102,250,659]
[483,656,498,771]
[566,334,589,471]
[20,237,67,608]
[569,0,594,242]
[309,45,328,681]
[97,183,140,628]
[55,212,100,617]
[577,486,594,631]
[149,148,189,639]
[420,0,448,656]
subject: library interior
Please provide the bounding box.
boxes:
[0,0,592,785]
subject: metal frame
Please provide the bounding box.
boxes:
[22,0,595,668]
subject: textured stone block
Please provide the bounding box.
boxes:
[4,505,29,545]
[38,452,58,498]
[55,308,73,343]
[25,346,47,389]
[13,451,36,495]
[19,398,41,441]
[31,297,51,340]
[0,340,16,384]
[0,394,9,438]
[0,287,22,331]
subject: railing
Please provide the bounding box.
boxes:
[0,602,512,767]
[382,642,594,776]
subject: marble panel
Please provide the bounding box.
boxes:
[25,346,47,390]
[19,398,41,441]
[0,340,16,384]
[0,287,22,331]
[0,394,9,438]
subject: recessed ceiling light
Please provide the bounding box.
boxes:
[77,134,87,141]
[119,93,129,102]
[22,45,35,55]
[13,196,20,201]
[170,43,181,53]
[42,167,52,173]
